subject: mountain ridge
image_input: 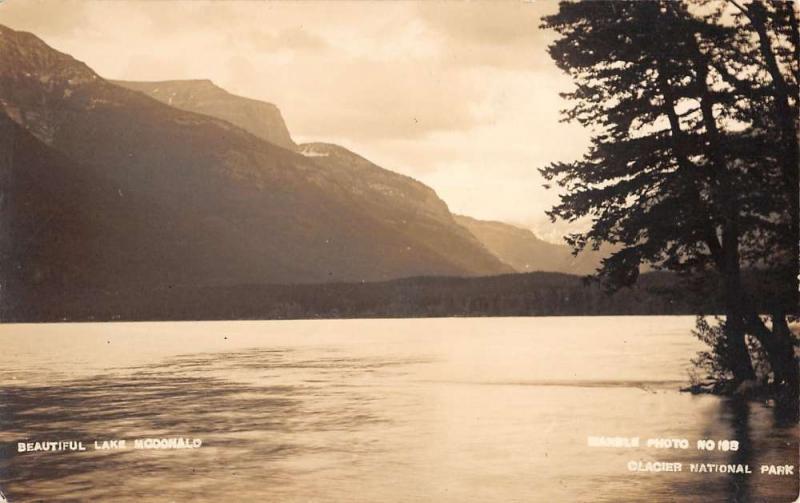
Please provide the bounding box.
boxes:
[0,24,511,298]
[112,77,519,276]
[109,76,589,277]
[113,78,297,150]
[297,142,511,275]
[454,215,603,275]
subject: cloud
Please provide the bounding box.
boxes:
[415,1,560,69]
[417,1,554,46]
[305,67,590,238]
[0,0,89,37]
[246,27,328,52]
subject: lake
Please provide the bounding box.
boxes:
[0,316,797,502]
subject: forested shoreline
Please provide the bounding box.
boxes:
[3,271,782,322]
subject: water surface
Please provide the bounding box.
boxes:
[1,317,797,502]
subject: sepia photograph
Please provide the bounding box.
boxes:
[0,0,798,501]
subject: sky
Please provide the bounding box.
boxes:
[0,0,592,242]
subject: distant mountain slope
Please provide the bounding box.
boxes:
[0,111,177,317]
[115,78,512,277]
[114,80,513,278]
[454,215,602,275]
[113,79,297,150]
[0,24,510,297]
[298,143,511,276]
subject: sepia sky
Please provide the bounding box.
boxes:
[0,0,591,242]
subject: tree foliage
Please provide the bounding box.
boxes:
[541,0,798,402]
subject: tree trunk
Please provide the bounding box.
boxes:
[743,310,799,402]
[726,312,757,384]
[683,32,757,384]
[748,1,800,312]
[735,3,800,403]
[770,313,799,390]
[721,231,756,384]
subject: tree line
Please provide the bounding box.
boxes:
[3,271,736,322]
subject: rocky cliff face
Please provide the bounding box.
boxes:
[0,24,510,299]
[0,25,102,144]
[113,79,297,150]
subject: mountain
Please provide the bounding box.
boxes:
[113,78,600,279]
[112,78,603,278]
[0,24,510,305]
[296,143,512,276]
[112,79,297,150]
[112,79,514,277]
[113,80,514,277]
[0,111,158,317]
[454,215,602,275]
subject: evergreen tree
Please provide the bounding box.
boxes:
[541,0,798,400]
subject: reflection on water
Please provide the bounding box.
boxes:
[1,349,424,501]
[0,317,797,502]
[724,399,752,503]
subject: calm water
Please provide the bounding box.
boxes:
[0,317,797,502]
